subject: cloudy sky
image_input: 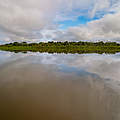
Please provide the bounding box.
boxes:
[0,0,120,43]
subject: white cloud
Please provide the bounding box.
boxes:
[0,0,120,42]
[0,0,60,39]
[0,0,94,40]
[52,11,120,42]
[68,11,120,41]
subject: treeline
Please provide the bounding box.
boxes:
[0,41,120,54]
[2,41,120,46]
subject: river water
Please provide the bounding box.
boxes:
[0,51,120,120]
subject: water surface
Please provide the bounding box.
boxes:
[0,51,120,120]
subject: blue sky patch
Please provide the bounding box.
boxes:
[59,15,100,29]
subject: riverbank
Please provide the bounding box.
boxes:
[0,41,120,54]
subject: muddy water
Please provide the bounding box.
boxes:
[0,51,120,120]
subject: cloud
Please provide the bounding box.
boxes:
[0,0,61,39]
[0,0,120,42]
[70,11,120,41]
[0,0,94,40]
[52,11,120,42]
[42,0,120,42]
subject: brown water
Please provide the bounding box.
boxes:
[0,51,120,120]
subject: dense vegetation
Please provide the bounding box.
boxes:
[0,41,120,54]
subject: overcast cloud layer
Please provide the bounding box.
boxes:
[0,0,120,43]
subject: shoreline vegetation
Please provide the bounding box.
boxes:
[0,41,120,54]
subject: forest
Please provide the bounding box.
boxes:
[0,41,120,54]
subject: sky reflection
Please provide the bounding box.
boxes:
[0,51,120,120]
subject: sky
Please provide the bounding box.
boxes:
[0,0,120,43]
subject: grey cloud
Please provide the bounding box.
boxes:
[0,0,120,42]
[0,0,61,40]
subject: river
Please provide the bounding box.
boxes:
[0,51,120,120]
